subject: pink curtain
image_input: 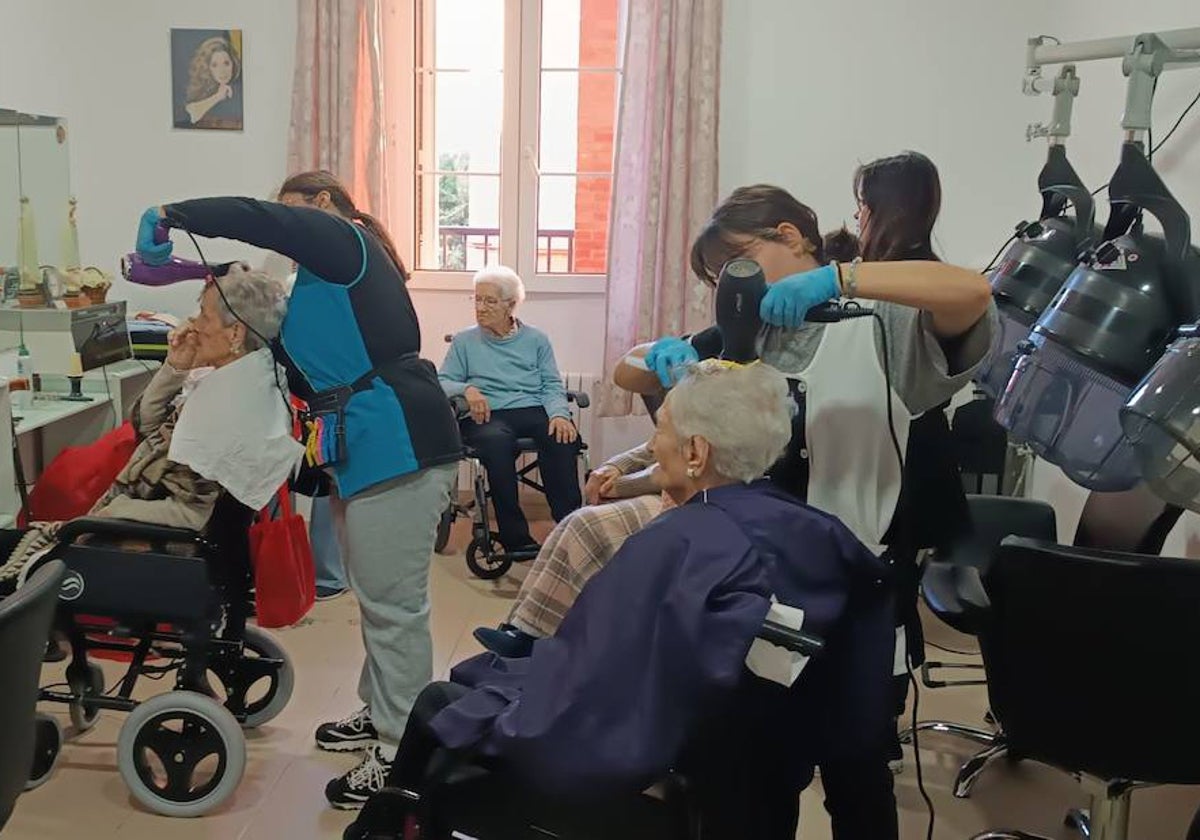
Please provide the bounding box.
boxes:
[595,0,722,417]
[287,0,390,226]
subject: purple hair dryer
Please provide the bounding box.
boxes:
[122,222,238,286]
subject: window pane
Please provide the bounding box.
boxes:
[539,70,617,175]
[540,0,580,68]
[542,0,620,69]
[431,0,504,71]
[431,70,503,175]
[537,174,612,274]
[417,173,501,271]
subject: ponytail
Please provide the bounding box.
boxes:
[351,209,406,276]
[279,169,407,276]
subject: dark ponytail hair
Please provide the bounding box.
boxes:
[690,184,825,285]
[822,226,861,264]
[278,170,406,274]
[853,151,941,263]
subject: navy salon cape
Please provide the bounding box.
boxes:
[430,480,893,796]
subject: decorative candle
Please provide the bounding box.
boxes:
[18,196,39,291]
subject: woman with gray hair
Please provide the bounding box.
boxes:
[0,266,299,598]
[347,360,895,840]
[440,265,582,553]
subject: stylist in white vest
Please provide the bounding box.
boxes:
[614,183,996,840]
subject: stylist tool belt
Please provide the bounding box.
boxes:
[293,353,419,468]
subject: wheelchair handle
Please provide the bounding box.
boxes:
[57,517,204,546]
[757,619,824,657]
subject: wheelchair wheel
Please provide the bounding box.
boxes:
[466,533,512,580]
[220,626,295,729]
[25,713,62,791]
[434,505,455,555]
[117,690,246,817]
[68,661,106,733]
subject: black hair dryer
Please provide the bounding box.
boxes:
[716,259,767,363]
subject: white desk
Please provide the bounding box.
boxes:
[1,361,158,522]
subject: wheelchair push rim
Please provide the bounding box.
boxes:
[117,690,246,817]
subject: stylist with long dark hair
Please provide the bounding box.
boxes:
[614,182,994,839]
[853,150,973,771]
[135,171,462,810]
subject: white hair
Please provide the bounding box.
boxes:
[211,264,288,351]
[473,264,525,305]
[665,361,795,483]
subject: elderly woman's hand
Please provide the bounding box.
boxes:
[549,416,578,445]
[463,385,491,424]
[166,322,200,371]
[584,465,620,505]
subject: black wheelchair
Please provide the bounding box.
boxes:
[28,494,295,817]
[434,391,592,581]
[348,620,824,839]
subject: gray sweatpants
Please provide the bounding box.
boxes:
[330,463,457,748]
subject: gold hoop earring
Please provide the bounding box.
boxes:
[686,467,697,479]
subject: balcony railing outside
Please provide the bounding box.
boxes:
[437,226,575,273]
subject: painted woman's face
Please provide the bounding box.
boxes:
[210,49,234,85]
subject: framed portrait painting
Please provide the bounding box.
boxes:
[171,29,244,131]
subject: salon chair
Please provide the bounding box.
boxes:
[0,561,64,831]
[950,393,1012,495]
[971,536,1200,840]
[901,494,1057,797]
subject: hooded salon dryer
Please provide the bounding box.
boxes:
[995,142,1196,491]
[978,145,1097,399]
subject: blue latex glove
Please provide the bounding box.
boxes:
[644,336,699,388]
[136,207,173,266]
[759,264,840,328]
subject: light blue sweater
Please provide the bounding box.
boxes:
[439,323,571,419]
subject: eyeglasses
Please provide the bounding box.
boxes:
[474,296,505,307]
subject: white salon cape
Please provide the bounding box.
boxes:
[168,348,302,511]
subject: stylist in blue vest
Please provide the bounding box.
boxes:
[136,170,462,810]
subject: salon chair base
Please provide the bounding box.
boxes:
[972,779,1140,840]
[899,714,1011,798]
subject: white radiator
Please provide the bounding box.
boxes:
[561,370,599,447]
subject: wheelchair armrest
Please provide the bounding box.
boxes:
[57,517,205,547]
[757,619,824,657]
[567,390,590,409]
[449,394,470,420]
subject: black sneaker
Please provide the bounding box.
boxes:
[473,625,536,658]
[344,787,421,839]
[326,744,392,810]
[316,706,379,752]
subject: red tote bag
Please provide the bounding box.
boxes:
[21,421,138,526]
[249,487,315,628]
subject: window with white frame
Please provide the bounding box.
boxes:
[402,0,623,282]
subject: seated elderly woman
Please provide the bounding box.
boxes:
[474,438,665,657]
[0,266,299,596]
[439,265,582,553]
[345,361,894,840]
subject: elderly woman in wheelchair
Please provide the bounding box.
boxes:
[3,267,304,818]
[439,266,583,558]
[347,361,895,840]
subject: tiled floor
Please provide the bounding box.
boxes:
[7,513,1200,839]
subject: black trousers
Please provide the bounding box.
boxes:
[684,674,899,840]
[386,681,469,791]
[462,407,583,549]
